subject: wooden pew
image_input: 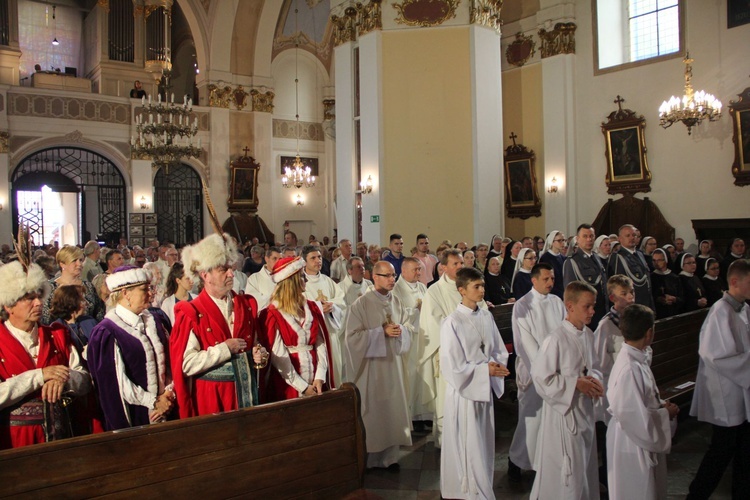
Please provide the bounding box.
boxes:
[490,302,514,346]
[651,309,709,407]
[0,383,366,499]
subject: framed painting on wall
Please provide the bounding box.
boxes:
[729,84,750,186]
[601,96,652,195]
[228,148,261,212]
[503,135,541,219]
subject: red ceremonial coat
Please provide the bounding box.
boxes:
[170,290,258,418]
[260,300,335,402]
[0,322,70,449]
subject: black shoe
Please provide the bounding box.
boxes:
[386,463,400,472]
[508,458,522,483]
[412,420,426,433]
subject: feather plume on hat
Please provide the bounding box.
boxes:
[0,226,49,308]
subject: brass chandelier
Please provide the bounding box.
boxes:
[131,73,201,174]
[658,54,722,135]
[282,0,315,189]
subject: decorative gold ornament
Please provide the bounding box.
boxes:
[356,0,383,36]
[538,22,576,58]
[331,6,358,47]
[393,0,459,27]
[323,99,335,121]
[97,0,110,14]
[0,131,9,153]
[250,90,275,113]
[207,83,232,108]
[470,0,503,33]
[506,32,536,67]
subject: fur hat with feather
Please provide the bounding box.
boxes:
[181,233,239,283]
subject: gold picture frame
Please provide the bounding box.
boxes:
[503,134,542,219]
[729,84,750,186]
[228,147,261,212]
[601,96,652,195]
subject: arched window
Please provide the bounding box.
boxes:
[154,163,204,246]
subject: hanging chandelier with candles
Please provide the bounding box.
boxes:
[131,3,200,174]
[131,88,201,174]
[282,0,315,189]
[658,53,722,135]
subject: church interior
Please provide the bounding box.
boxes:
[0,0,748,498]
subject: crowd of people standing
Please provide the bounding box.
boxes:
[0,227,748,500]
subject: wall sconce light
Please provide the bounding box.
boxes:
[140,195,150,210]
[295,194,304,206]
[357,175,374,194]
[547,177,559,194]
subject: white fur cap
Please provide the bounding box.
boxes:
[181,233,239,283]
[106,267,151,292]
[0,262,49,307]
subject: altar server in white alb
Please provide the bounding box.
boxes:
[440,267,509,499]
[606,303,678,500]
[507,262,565,480]
[345,261,413,469]
[421,249,488,447]
[531,281,604,500]
[687,259,750,499]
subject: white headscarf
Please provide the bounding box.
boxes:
[541,230,561,256]
[640,236,656,254]
[511,248,534,289]
[593,235,609,259]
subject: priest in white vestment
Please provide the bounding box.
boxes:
[345,261,412,469]
[244,246,281,310]
[337,257,373,383]
[420,249,487,447]
[607,304,678,500]
[301,245,347,383]
[508,263,565,476]
[392,257,429,422]
[440,267,509,499]
[531,281,604,500]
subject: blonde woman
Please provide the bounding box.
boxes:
[261,257,334,402]
[42,245,104,324]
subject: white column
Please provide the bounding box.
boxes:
[253,111,275,240]
[358,31,382,246]
[208,107,231,231]
[334,41,356,243]
[470,25,504,242]
[541,53,576,234]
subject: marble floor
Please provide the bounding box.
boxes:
[344,397,733,499]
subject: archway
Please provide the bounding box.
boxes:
[12,147,126,246]
[154,163,204,246]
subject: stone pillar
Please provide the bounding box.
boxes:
[537,1,577,234]
[0,0,21,85]
[333,38,356,243]
[0,150,10,240]
[130,159,153,213]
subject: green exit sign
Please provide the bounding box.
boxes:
[370,215,380,223]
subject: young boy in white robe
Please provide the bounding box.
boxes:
[531,281,604,500]
[440,267,510,499]
[607,304,678,500]
[592,275,635,489]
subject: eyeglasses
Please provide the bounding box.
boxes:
[553,238,566,243]
[524,255,537,260]
[375,273,397,278]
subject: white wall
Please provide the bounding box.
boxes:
[573,0,750,243]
